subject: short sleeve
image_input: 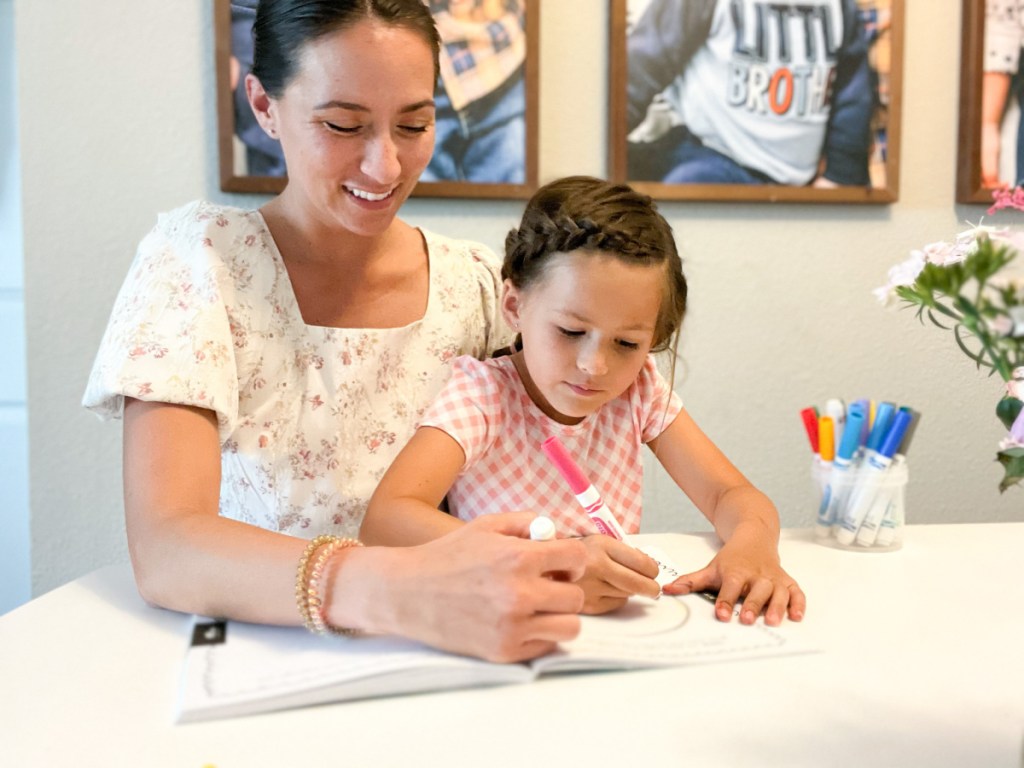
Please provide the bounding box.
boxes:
[635,355,684,443]
[462,239,514,356]
[985,0,1024,72]
[417,356,503,465]
[82,203,240,440]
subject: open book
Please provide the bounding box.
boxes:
[177,547,815,723]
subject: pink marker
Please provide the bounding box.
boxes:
[541,436,628,540]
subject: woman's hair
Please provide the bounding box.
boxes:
[503,176,687,353]
[251,0,441,98]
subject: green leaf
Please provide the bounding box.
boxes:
[997,397,1023,429]
[997,446,1024,492]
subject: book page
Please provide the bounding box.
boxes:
[533,591,813,673]
[176,621,532,723]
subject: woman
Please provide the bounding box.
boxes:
[83,0,586,663]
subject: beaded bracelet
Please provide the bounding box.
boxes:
[295,535,364,636]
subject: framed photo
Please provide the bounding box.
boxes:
[214,0,539,198]
[608,0,904,204]
[956,0,1019,204]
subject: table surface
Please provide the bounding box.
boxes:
[2,524,1023,768]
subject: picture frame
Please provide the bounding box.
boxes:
[607,0,904,204]
[214,0,539,199]
[956,0,1010,204]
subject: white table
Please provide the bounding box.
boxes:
[2,525,1022,768]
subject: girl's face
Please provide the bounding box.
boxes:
[503,251,664,425]
[252,20,436,237]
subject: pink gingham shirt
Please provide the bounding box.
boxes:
[419,354,683,537]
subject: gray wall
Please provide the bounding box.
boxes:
[1,0,29,614]
[15,0,1024,597]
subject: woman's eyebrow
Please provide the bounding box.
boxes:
[312,99,435,113]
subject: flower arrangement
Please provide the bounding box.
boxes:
[874,188,1024,492]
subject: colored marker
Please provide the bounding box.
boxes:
[541,436,627,540]
[814,415,835,503]
[836,409,913,545]
[865,401,896,457]
[851,399,871,448]
[824,399,846,445]
[874,408,920,547]
[800,407,820,454]
[817,403,865,538]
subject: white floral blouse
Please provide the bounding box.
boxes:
[83,201,510,538]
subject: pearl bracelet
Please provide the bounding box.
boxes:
[295,535,364,636]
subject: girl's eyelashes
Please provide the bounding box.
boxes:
[556,326,643,351]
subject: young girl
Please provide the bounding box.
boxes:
[361,176,805,625]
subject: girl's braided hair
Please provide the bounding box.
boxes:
[503,176,687,353]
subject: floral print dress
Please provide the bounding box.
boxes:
[83,201,510,538]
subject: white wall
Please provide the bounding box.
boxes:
[15,0,1024,596]
[0,0,30,614]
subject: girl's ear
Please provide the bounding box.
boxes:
[500,280,523,330]
[245,73,280,139]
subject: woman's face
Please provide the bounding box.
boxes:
[260,20,437,237]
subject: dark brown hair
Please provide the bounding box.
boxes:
[503,176,687,353]
[251,0,441,98]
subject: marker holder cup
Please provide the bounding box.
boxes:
[811,457,908,552]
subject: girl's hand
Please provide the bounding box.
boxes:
[662,527,806,626]
[576,535,661,615]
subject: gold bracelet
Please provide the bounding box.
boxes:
[295,535,364,636]
[295,535,335,629]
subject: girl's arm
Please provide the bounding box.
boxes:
[360,426,468,546]
[646,407,806,626]
[123,399,587,662]
[363,426,662,613]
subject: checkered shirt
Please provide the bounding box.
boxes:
[429,0,526,111]
[418,354,683,537]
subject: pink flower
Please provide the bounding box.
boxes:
[1007,368,1024,401]
[988,186,1024,215]
[919,240,966,266]
[1000,407,1024,450]
[874,251,925,305]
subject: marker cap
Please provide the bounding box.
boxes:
[837,404,865,461]
[541,436,589,495]
[529,516,556,542]
[818,416,835,462]
[879,409,913,458]
[866,402,896,453]
[800,407,820,453]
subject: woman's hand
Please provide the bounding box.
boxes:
[662,524,805,626]
[575,535,661,615]
[334,512,589,663]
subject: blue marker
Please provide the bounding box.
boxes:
[836,409,913,546]
[865,401,896,456]
[873,408,920,547]
[816,403,866,538]
[851,399,871,449]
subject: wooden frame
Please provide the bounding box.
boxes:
[608,0,904,204]
[214,0,539,198]
[956,0,1001,204]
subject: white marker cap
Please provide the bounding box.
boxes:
[529,516,556,541]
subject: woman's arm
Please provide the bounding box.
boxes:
[647,408,805,626]
[360,426,468,546]
[123,399,587,662]
[123,397,308,624]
